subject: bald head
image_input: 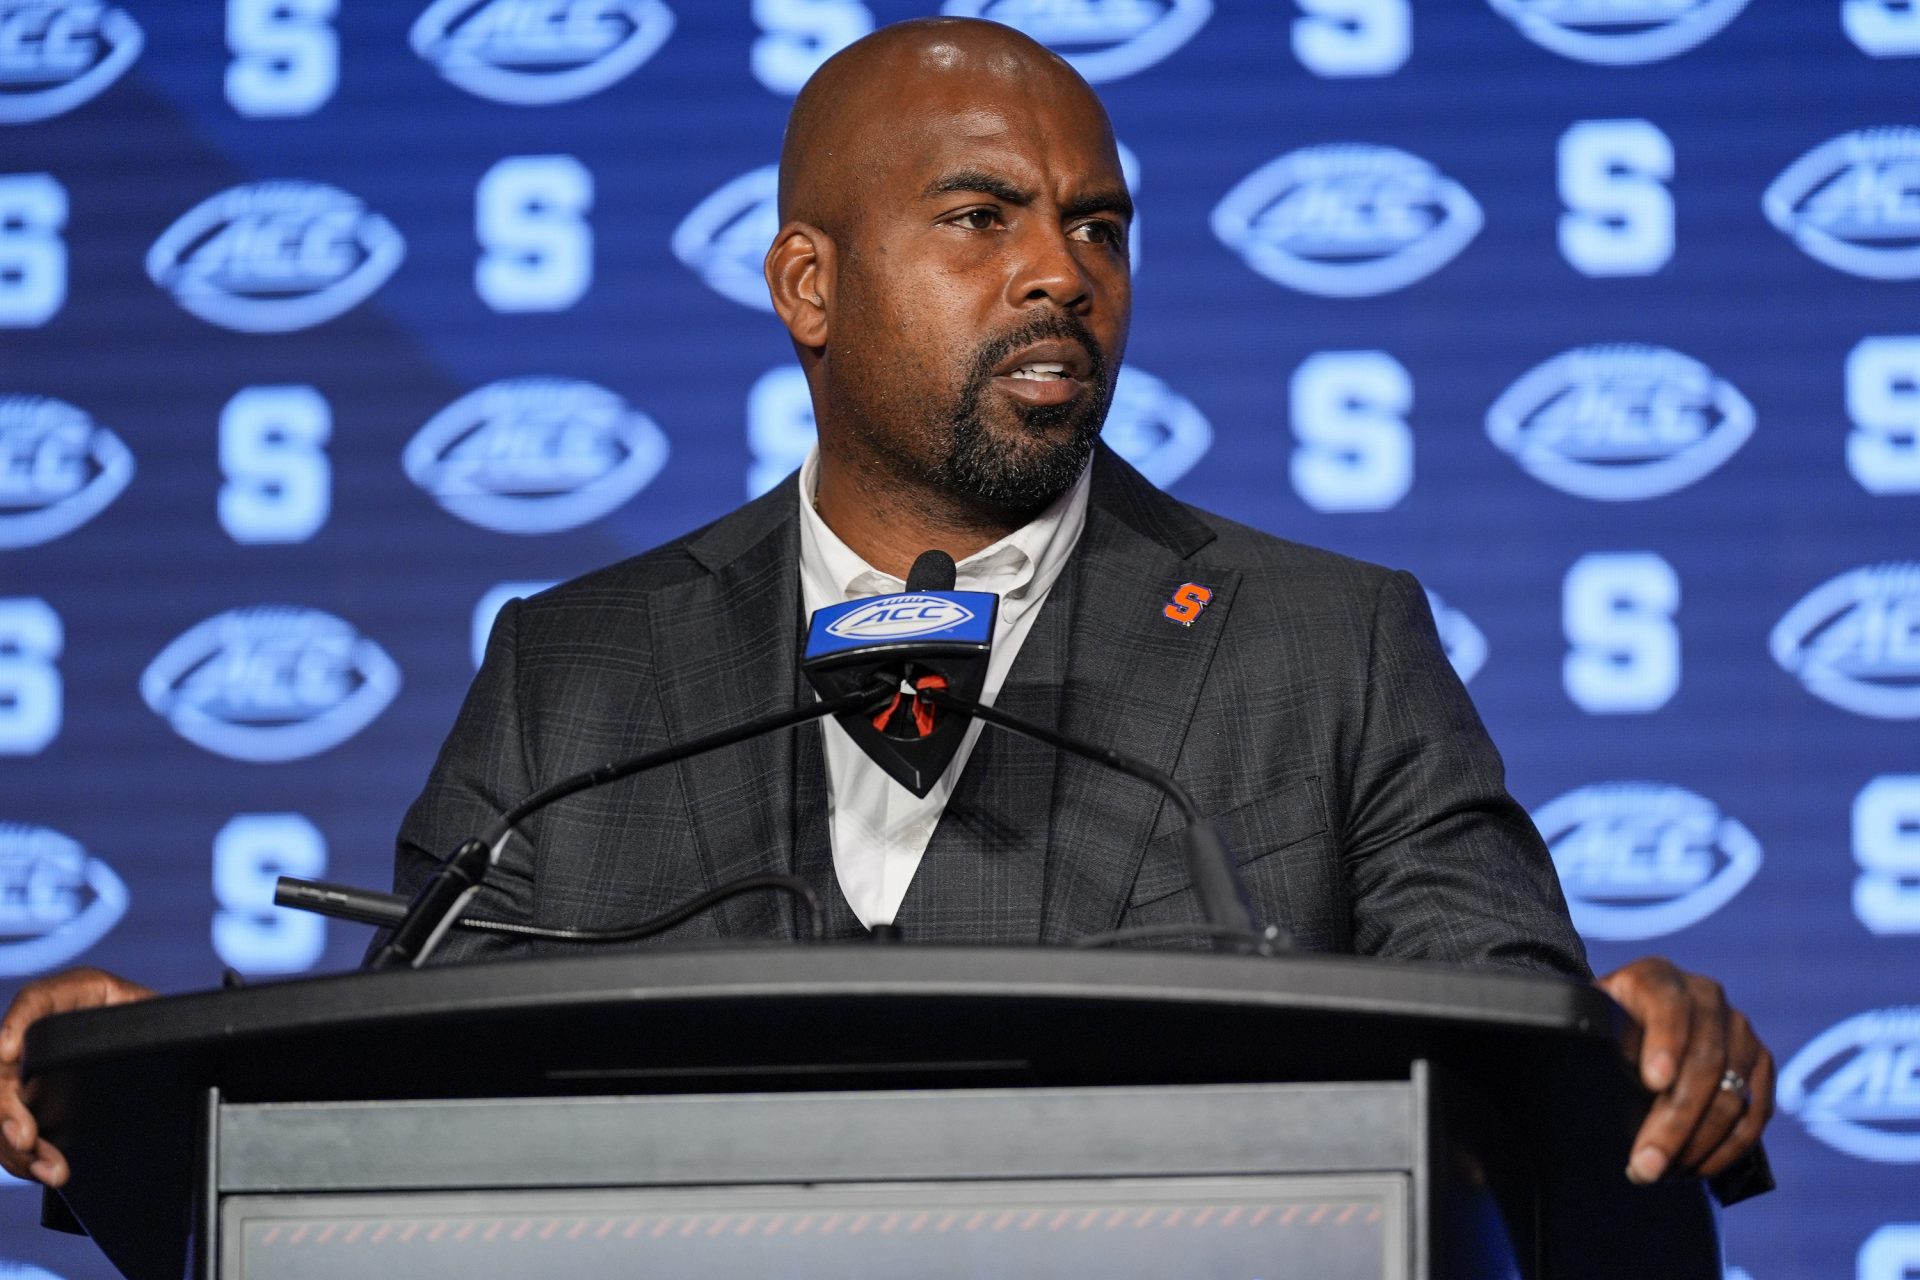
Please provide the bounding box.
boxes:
[778,18,1109,233]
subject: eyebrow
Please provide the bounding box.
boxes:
[923,169,1134,224]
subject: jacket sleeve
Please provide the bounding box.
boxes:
[370,598,542,966]
[1340,569,1591,978]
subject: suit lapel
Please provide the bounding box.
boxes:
[645,482,803,941]
[1040,448,1238,944]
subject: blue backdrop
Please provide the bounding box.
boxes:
[2,2,1917,1276]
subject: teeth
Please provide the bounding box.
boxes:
[1009,363,1068,380]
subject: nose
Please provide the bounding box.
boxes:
[1007,222,1093,314]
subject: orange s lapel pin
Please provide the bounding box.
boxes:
[1162,582,1213,627]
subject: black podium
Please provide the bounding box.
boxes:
[23,947,1723,1280]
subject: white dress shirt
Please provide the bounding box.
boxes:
[796,448,1092,927]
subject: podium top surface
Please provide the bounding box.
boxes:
[27,946,1619,1093]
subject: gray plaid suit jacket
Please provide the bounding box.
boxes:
[391,445,1588,977]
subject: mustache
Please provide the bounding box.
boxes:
[967,312,1109,387]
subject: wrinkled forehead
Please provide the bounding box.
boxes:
[865,75,1125,201]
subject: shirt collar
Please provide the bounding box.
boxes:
[796,447,1093,625]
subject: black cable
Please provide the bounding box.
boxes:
[457,875,825,945]
[917,685,1202,824]
[493,681,895,835]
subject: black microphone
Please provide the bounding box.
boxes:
[800,549,993,797]
[906,548,956,592]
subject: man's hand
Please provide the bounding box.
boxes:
[0,967,153,1189]
[1596,957,1773,1185]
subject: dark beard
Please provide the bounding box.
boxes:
[932,312,1113,517]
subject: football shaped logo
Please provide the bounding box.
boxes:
[146,182,405,333]
[1763,128,1920,281]
[826,596,978,642]
[1780,1007,1920,1163]
[1488,0,1751,65]
[0,824,127,977]
[0,1,143,123]
[0,395,134,548]
[410,0,675,105]
[1212,144,1482,298]
[939,0,1212,82]
[1102,367,1212,489]
[1486,345,1755,501]
[672,164,779,312]
[1771,563,1920,719]
[1532,783,1761,940]
[1424,590,1488,684]
[404,378,670,534]
[141,606,401,762]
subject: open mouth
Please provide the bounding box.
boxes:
[1007,362,1072,382]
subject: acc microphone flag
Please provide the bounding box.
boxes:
[803,590,998,798]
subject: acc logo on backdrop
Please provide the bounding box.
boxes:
[1531,783,1761,940]
[0,395,133,548]
[1212,145,1481,298]
[1424,591,1488,684]
[141,607,400,762]
[410,0,674,105]
[1487,0,1750,65]
[404,377,670,534]
[1779,1007,1920,1162]
[1102,367,1212,488]
[146,183,405,333]
[673,164,779,311]
[1771,563,1920,719]
[938,0,1211,82]
[0,824,126,977]
[1486,345,1754,500]
[0,1,142,123]
[1763,128,1920,281]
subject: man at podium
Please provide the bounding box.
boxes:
[0,16,1772,1205]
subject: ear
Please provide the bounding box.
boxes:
[765,221,833,349]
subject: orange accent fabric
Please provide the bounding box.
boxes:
[911,672,948,737]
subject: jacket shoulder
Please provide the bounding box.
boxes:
[513,478,795,626]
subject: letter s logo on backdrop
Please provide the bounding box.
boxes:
[141,607,400,762]
[1780,1007,1920,1163]
[1487,0,1751,64]
[1531,783,1761,940]
[0,1,143,123]
[404,377,670,534]
[1485,345,1755,500]
[1772,563,1920,719]
[938,0,1211,82]
[0,395,133,548]
[1212,145,1481,298]
[0,824,126,976]
[1763,128,1920,281]
[146,183,405,333]
[411,0,675,105]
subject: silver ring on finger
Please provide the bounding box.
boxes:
[1718,1068,1750,1103]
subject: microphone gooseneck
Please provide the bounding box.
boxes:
[366,678,895,970]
